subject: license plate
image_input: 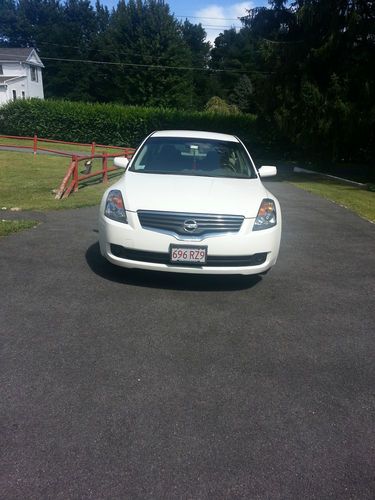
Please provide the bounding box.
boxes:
[170,245,207,264]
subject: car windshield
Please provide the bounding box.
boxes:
[129,137,257,179]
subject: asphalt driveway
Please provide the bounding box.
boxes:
[1,181,374,499]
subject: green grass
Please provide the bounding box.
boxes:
[0,150,122,211]
[290,174,375,223]
[0,219,38,237]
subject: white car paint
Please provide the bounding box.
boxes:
[122,172,268,217]
[99,130,282,275]
[152,129,239,141]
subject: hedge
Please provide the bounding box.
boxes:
[0,99,260,149]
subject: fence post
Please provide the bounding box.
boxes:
[102,153,108,183]
[55,157,75,199]
[91,142,95,155]
[33,134,37,156]
[73,156,79,192]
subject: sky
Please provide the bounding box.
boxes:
[98,1,270,43]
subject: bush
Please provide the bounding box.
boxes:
[204,96,240,115]
[0,99,258,148]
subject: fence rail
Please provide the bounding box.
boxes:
[55,150,135,200]
[0,134,135,199]
[0,134,131,157]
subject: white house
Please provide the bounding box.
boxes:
[0,48,44,105]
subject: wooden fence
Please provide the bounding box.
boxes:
[55,150,135,200]
[0,134,131,156]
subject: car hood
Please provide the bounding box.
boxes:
[122,171,268,218]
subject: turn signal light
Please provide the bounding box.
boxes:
[104,190,128,223]
[253,199,276,231]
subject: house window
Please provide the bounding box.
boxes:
[30,66,38,82]
[22,91,25,99]
[12,90,17,101]
[0,65,3,75]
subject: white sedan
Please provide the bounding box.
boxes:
[99,130,281,275]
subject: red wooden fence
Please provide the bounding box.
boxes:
[0,134,131,156]
[0,134,135,199]
[55,150,135,200]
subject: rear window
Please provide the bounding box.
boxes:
[129,137,257,179]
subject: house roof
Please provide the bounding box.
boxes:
[0,75,25,83]
[0,48,44,67]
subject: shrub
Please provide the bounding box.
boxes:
[0,99,258,148]
[204,96,240,115]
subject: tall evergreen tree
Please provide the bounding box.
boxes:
[181,20,211,108]
[0,0,21,45]
[107,0,193,108]
[239,0,375,161]
[46,0,99,100]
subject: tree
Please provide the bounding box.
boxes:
[107,0,193,108]
[210,28,250,100]
[239,0,375,161]
[0,0,201,108]
[0,0,19,45]
[181,20,211,107]
[1,0,373,162]
[204,96,239,115]
[45,0,100,100]
[0,0,100,100]
[229,75,254,113]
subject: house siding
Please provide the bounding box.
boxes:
[0,54,44,105]
[26,65,44,99]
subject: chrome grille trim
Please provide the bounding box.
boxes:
[137,210,244,239]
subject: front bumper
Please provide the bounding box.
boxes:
[98,212,281,275]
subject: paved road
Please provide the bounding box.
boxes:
[1,181,374,499]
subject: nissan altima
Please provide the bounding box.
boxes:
[98,130,281,275]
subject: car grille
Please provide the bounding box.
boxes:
[110,245,267,267]
[137,210,244,237]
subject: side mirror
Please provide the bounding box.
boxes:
[114,157,129,169]
[258,165,277,178]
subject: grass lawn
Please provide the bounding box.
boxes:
[289,174,375,223]
[0,219,39,237]
[0,150,122,211]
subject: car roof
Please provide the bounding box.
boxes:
[151,130,239,142]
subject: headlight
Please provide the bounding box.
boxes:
[104,189,128,223]
[253,198,276,231]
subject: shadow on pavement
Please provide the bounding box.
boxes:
[86,242,262,291]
